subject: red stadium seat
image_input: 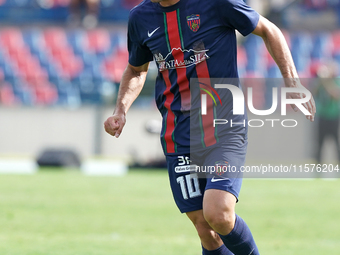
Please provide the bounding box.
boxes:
[43,29,84,79]
[0,28,60,105]
[242,72,265,110]
[53,0,71,7]
[237,46,247,68]
[309,59,325,77]
[0,67,4,81]
[44,28,68,50]
[85,29,111,53]
[332,31,340,55]
[0,28,25,48]
[0,82,18,105]
[34,82,58,105]
[103,48,128,83]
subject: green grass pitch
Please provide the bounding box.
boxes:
[0,169,339,255]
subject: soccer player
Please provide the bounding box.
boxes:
[104,0,316,254]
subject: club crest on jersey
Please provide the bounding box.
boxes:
[215,160,229,176]
[187,14,200,32]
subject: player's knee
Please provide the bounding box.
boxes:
[203,209,235,235]
[195,221,218,242]
[187,211,219,244]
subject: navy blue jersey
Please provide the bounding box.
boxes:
[128,0,259,155]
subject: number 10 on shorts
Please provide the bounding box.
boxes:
[176,174,202,200]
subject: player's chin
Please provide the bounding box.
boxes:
[150,0,163,2]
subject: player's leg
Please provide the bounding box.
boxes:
[203,189,259,255]
[166,154,232,255]
[186,209,233,255]
[203,190,236,235]
[199,136,259,255]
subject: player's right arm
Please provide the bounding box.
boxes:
[104,62,149,138]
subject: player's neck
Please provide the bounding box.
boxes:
[159,0,180,7]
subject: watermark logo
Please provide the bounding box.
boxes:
[200,83,312,128]
[199,82,222,115]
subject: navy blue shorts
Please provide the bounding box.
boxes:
[166,136,247,213]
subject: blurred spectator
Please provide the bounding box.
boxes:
[304,0,340,9]
[68,0,99,29]
[314,62,340,164]
[122,0,144,9]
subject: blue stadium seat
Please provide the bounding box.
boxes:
[100,0,116,8]
[35,50,51,67]
[295,56,311,74]
[10,79,35,105]
[267,65,281,78]
[78,79,103,104]
[80,52,99,67]
[311,32,333,60]
[291,33,312,58]
[23,30,44,54]
[44,64,60,80]
[244,34,266,74]
[54,79,82,106]
[265,66,283,109]
[1,62,19,81]
[110,33,120,50]
[67,30,86,55]
[290,33,313,75]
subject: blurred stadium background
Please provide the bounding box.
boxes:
[1,0,340,165]
[0,0,339,254]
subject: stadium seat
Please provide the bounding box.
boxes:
[11,80,35,105]
[6,27,340,106]
[84,29,111,54]
[44,29,84,79]
[237,46,247,78]
[54,79,81,106]
[267,65,281,78]
[289,33,313,76]
[291,33,312,58]
[242,73,265,110]
[77,79,103,104]
[22,30,45,53]
[332,31,340,55]
[244,34,267,74]
[309,59,325,77]
[0,67,4,81]
[0,81,17,105]
[100,0,116,8]
[67,29,86,55]
[33,83,58,105]
[103,47,128,83]
[311,33,333,60]
[0,28,26,56]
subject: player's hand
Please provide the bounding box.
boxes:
[104,113,126,138]
[286,83,316,122]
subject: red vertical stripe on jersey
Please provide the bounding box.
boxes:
[162,69,176,153]
[196,61,217,147]
[165,10,191,111]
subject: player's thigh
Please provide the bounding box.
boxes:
[203,189,237,223]
[166,154,206,213]
[203,136,247,202]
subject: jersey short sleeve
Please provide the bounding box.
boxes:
[127,12,154,67]
[217,0,260,36]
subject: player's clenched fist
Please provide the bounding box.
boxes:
[104,114,126,138]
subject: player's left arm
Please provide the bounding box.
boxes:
[252,15,316,121]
